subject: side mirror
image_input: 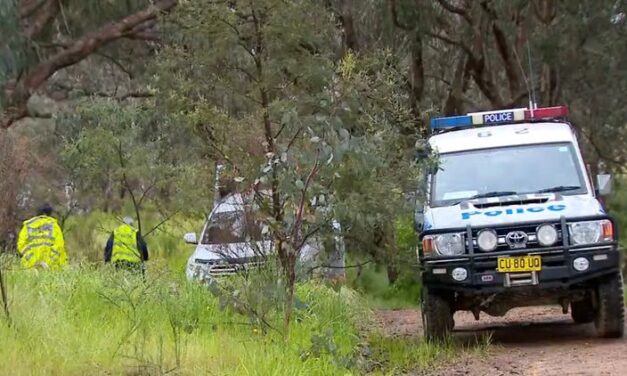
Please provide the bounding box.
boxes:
[184,232,198,244]
[596,174,613,196]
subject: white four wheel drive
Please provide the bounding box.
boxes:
[184,191,345,283]
[416,106,624,341]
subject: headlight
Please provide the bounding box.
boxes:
[433,233,465,256]
[536,224,558,246]
[477,229,498,252]
[568,220,613,245]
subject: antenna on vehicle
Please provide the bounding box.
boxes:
[513,41,538,115]
[526,42,539,113]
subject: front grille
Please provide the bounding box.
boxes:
[194,258,266,276]
[467,221,563,253]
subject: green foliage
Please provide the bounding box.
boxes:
[348,216,421,309]
[154,0,432,333]
[607,177,627,250]
[62,209,203,268]
[0,264,369,375]
[57,98,212,227]
[366,332,492,374]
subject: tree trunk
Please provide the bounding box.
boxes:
[386,264,399,284]
[338,0,359,53]
[0,131,20,251]
[283,254,297,336]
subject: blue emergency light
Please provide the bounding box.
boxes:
[430,106,569,130]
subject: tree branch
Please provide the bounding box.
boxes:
[426,31,472,55]
[292,151,320,243]
[2,0,178,129]
[21,0,60,38]
[117,140,143,234]
[144,211,179,237]
[481,2,522,99]
[19,0,46,18]
[436,0,471,22]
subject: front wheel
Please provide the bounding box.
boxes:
[594,273,625,338]
[421,287,454,342]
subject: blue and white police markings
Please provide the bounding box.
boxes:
[484,111,513,124]
[462,204,566,220]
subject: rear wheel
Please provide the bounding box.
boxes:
[421,287,454,342]
[571,296,595,324]
[594,273,625,338]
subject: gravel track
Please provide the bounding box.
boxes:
[376,306,627,375]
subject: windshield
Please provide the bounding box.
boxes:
[431,143,587,206]
[201,210,262,244]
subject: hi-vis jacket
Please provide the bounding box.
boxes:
[104,224,148,264]
[17,215,67,270]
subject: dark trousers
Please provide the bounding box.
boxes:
[113,261,145,278]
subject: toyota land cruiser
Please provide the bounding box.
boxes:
[416,106,624,341]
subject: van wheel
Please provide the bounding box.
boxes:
[571,296,595,324]
[594,273,625,338]
[421,288,454,342]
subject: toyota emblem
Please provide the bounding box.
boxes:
[505,231,528,249]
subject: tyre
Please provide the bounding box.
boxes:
[594,273,625,338]
[421,287,454,342]
[571,296,595,324]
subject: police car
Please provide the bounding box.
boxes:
[416,106,624,340]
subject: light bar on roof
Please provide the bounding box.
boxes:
[430,106,569,130]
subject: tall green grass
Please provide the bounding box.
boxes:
[62,211,203,271]
[0,263,367,375]
[1,206,492,375]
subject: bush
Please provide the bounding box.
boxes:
[349,216,421,308]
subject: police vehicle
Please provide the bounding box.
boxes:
[416,106,624,340]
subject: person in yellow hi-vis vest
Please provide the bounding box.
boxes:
[104,217,148,273]
[17,204,68,270]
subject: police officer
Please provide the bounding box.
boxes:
[104,217,148,272]
[17,203,68,270]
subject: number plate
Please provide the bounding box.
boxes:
[497,255,542,272]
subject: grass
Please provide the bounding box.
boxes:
[348,262,421,310]
[62,210,203,271]
[365,332,492,374]
[0,209,496,374]
[0,261,367,375]
[0,257,487,375]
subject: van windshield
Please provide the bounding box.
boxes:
[201,211,262,244]
[431,143,587,207]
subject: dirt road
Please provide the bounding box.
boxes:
[377,306,627,375]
